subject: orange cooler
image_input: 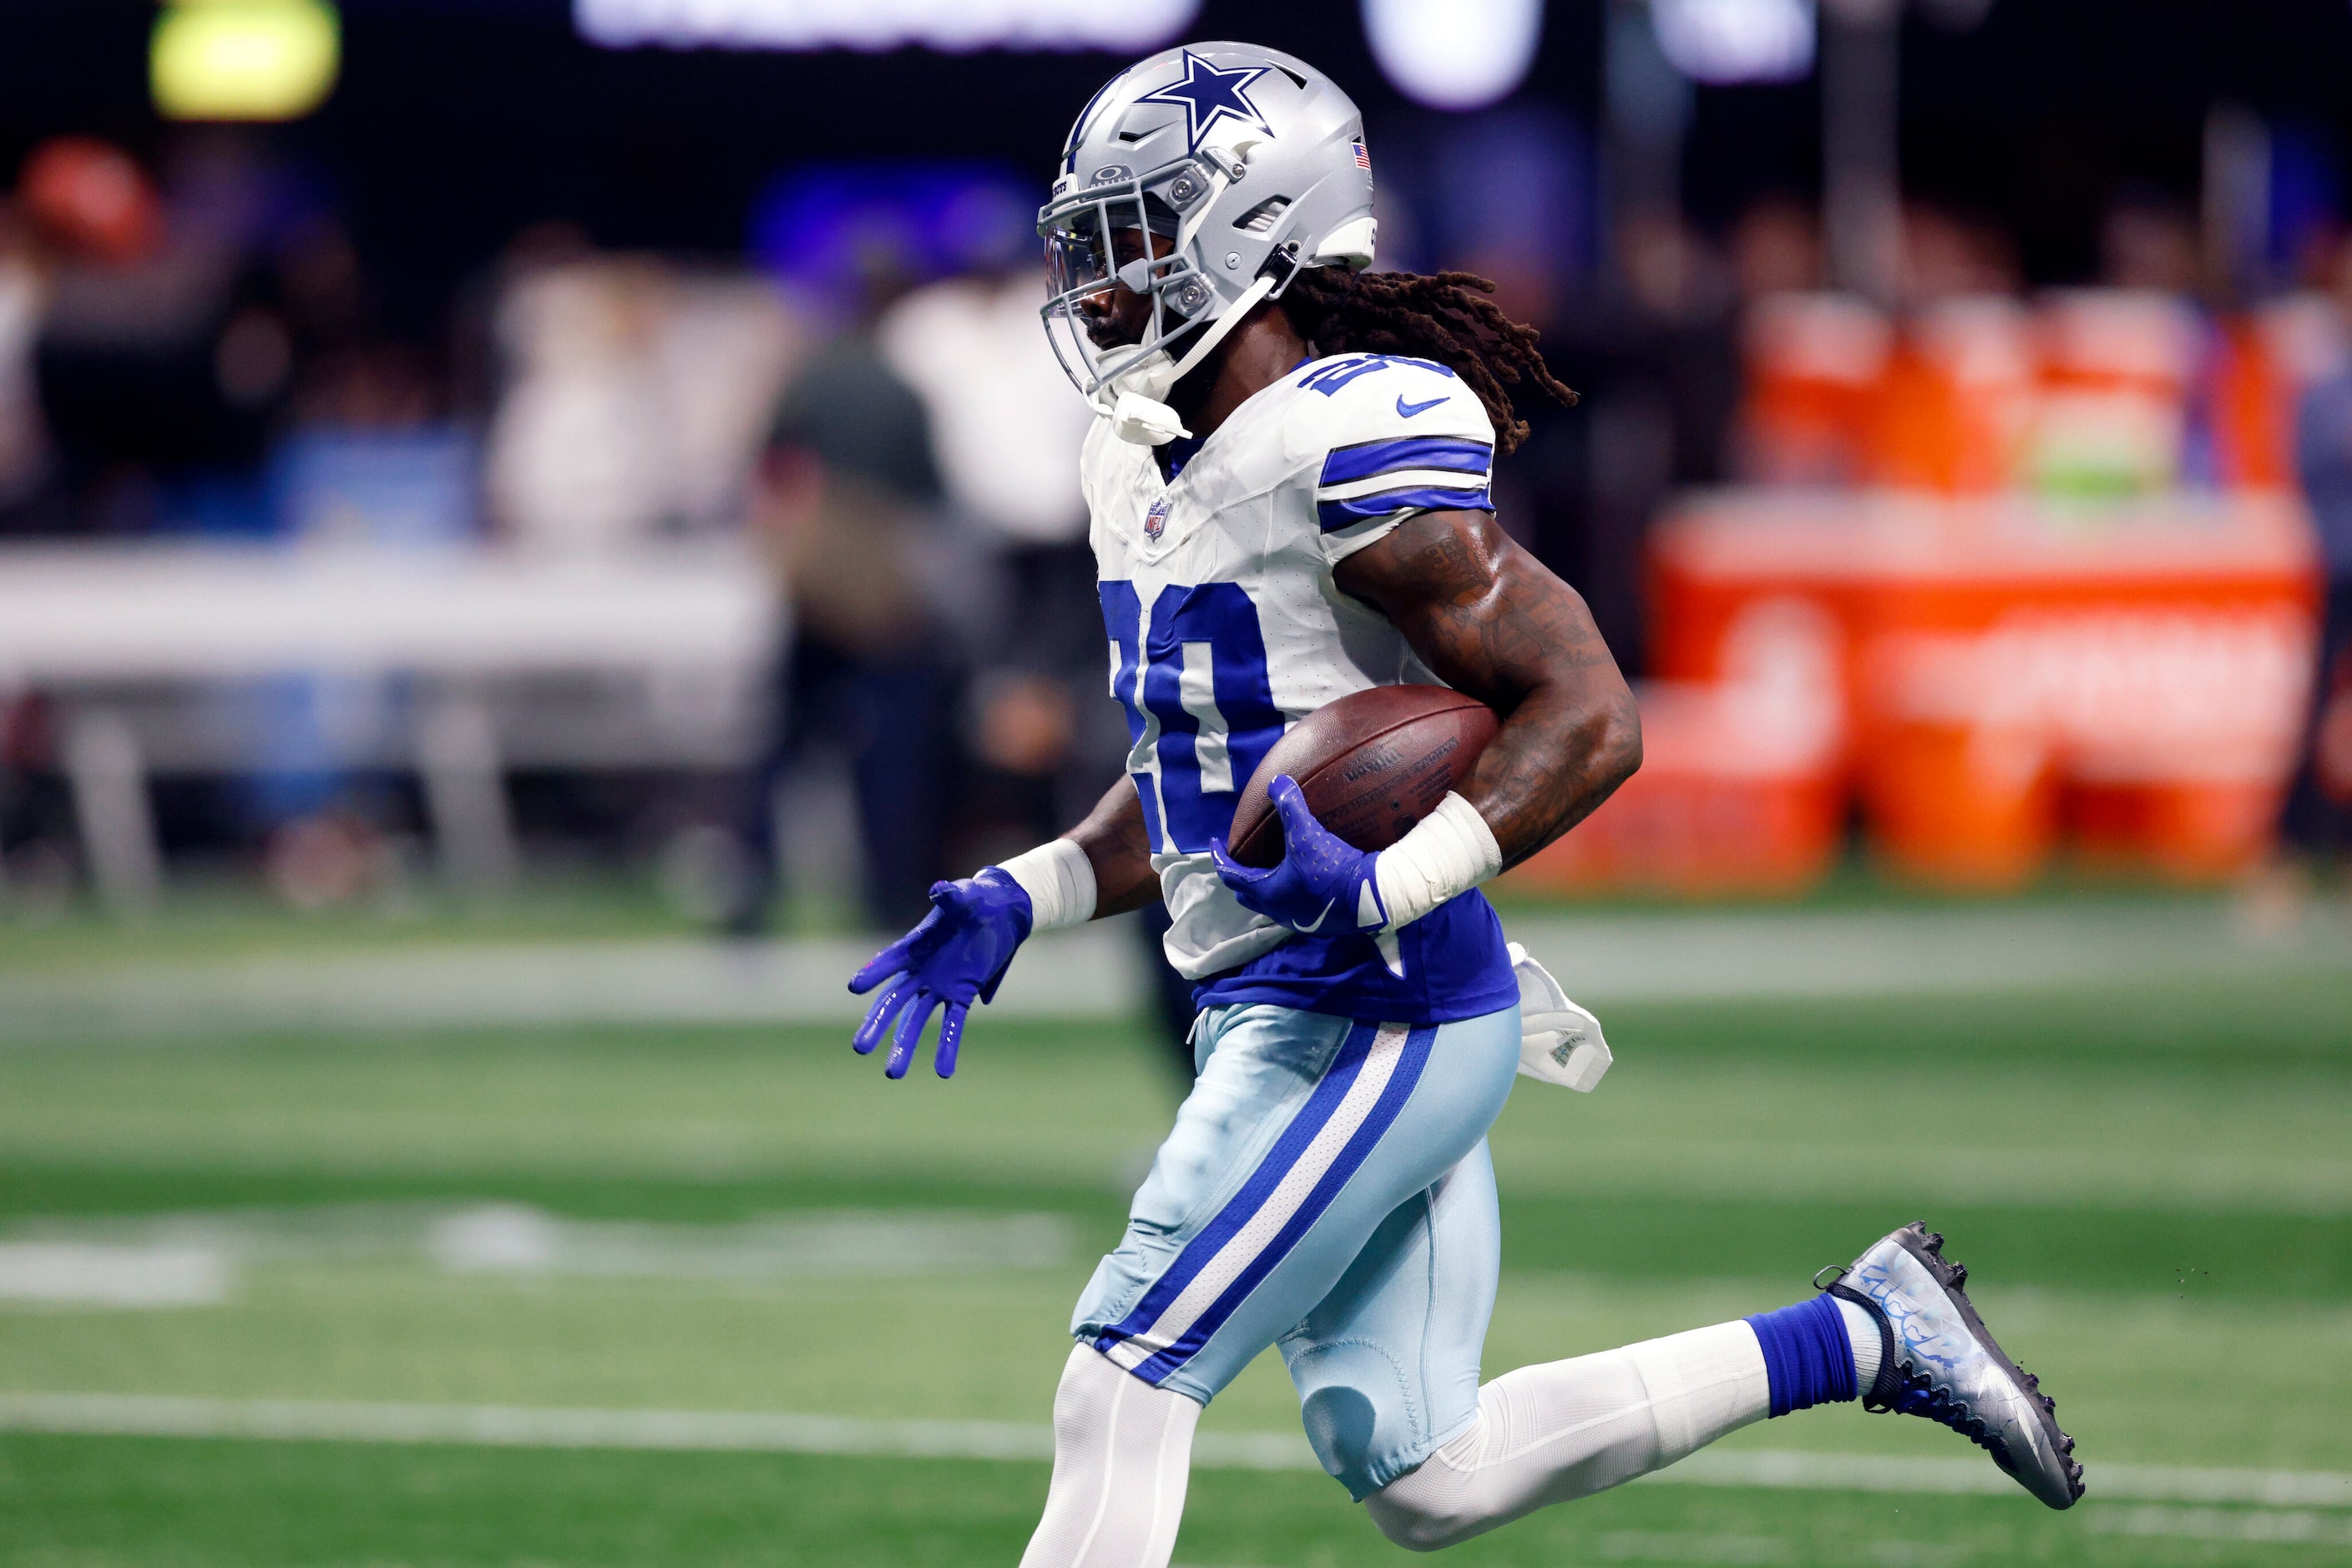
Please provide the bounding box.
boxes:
[1647,491,2320,888]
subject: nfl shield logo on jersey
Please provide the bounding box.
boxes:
[1143,495,1171,540]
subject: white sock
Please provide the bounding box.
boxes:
[1364,1321,1772,1551]
[1835,1295,1884,1390]
[1019,1344,1201,1568]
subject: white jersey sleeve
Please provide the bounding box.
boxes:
[1284,355,1499,565]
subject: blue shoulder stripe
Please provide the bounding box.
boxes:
[1319,435,1492,487]
[1318,484,1493,532]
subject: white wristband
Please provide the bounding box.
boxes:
[1373,792,1503,931]
[993,838,1098,932]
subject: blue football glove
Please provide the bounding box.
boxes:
[847,870,1033,1080]
[1210,776,1388,937]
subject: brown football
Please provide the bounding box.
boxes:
[1226,685,1500,868]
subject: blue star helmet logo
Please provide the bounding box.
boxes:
[1137,51,1275,155]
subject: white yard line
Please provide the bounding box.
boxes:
[2084,1503,2352,1545]
[0,924,1139,1038]
[1,1392,2344,1510]
[1,898,2345,1037]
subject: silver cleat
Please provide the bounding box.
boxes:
[1823,1222,2084,1510]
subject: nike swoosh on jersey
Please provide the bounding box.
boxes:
[1395,393,1449,418]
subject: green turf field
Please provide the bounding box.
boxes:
[1,959,2347,1565]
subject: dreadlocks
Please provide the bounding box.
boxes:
[1278,267,1577,454]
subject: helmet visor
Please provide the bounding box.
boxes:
[1041,189,1181,296]
[1043,220,1108,298]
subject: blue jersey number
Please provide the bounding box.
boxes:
[1298,353,1454,396]
[1100,580,1284,854]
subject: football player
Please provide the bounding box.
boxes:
[847,42,2082,1563]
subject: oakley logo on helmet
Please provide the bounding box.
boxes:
[1089,164,1134,185]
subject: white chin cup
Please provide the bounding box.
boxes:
[1105,346,1180,404]
[1097,347,1186,445]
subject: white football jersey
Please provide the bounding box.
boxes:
[1083,352,1503,996]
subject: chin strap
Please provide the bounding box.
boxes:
[1110,390,1191,446]
[1100,272,1282,447]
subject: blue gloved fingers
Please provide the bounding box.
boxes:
[934,1001,969,1078]
[884,989,942,1080]
[849,918,933,994]
[852,975,914,1055]
[1210,834,1272,891]
[1267,776,1327,844]
[848,946,907,995]
[844,871,1036,1080]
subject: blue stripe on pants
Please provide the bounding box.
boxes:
[1096,1020,1379,1355]
[1068,1002,1525,1495]
[1118,1024,1437,1383]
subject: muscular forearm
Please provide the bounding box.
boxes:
[1065,777,1162,916]
[1463,675,1641,870]
[1333,508,1641,870]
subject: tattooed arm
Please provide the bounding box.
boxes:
[1331,508,1641,868]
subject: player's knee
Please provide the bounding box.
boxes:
[1294,1341,1444,1502]
[1299,1383,1385,1488]
[1360,1405,1510,1553]
[1363,1477,1484,1552]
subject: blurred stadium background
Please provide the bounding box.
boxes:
[0,1,2349,1564]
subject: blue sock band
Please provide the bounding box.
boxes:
[1745,1294,1858,1417]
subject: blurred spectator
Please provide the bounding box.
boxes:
[486,250,798,552]
[0,200,56,532]
[23,134,316,536]
[1534,205,1741,671]
[878,273,1086,549]
[1615,207,1728,326]
[2285,256,2352,867]
[1728,196,1823,299]
[878,270,1103,817]
[2102,187,2201,295]
[1900,201,2020,302]
[20,136,164,266]
[732,333,981,932]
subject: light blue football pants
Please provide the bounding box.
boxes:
[1070,1000,1522,1499]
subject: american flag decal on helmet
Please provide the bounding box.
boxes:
[1352,138,1369,170]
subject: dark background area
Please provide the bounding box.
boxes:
[7,0,2352,344]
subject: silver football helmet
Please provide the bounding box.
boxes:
[1037,42,1377,432]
